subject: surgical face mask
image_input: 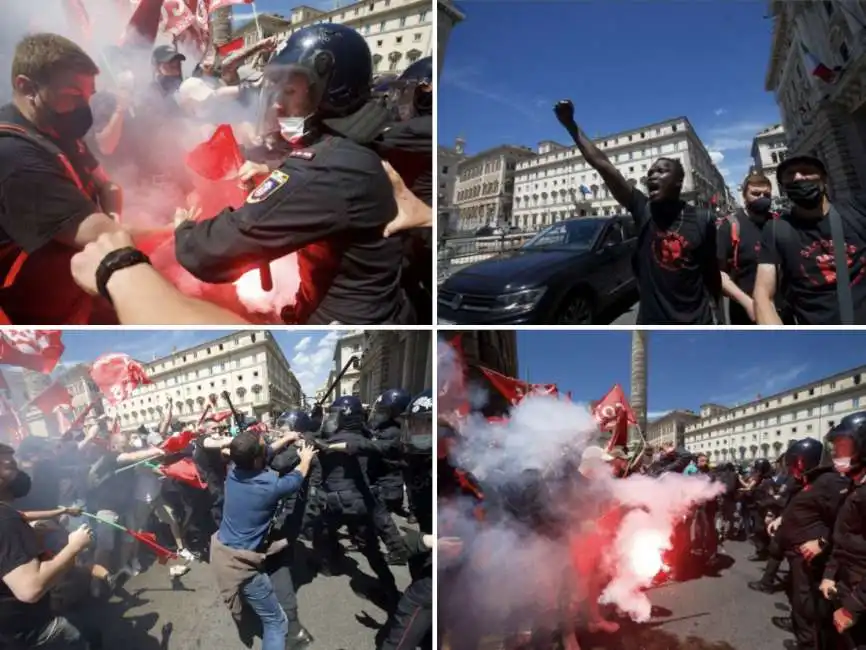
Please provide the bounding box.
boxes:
[40,103,94,140]
[7,471,32,499]
[747,196,772,215]
[129,435,143,449]
[784,180,824,210]
[278,117,306,143]
[834,457,852,472]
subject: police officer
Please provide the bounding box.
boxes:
[771,437,850,649]
[313,395,400,605]
[821,412,866,648]
[399,389,433,536]
[174,24,410,325]
[270,410,323,542]
[376,57,433,324]
[747,458,777,561]
[0,33,125,324]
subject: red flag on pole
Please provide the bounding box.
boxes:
[592,384,637,451]
[216,36,246,57]
[161,0,198,37]
[477,366,558,406]
[90,354,152,405]
[29,381,72,415]
[160,457,207,489]
[121,0,165,47]
[0,330,65,374]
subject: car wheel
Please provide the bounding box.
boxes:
[556,292,594,324]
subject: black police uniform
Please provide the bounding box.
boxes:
[270,444,323,541]
[776,466,851,649]
[367,419,408,514]
[0,104,115,324]
[379,529,432,650]
[825,472,866,648]
[314,425,399,598]
[175,134,407,324]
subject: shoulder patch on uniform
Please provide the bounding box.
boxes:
[247,170,290,204]
[289,149,315,161]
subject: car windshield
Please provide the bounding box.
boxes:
[521,219,603,250]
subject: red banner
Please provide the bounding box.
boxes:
[30,381,72,415]
[90,354,152,405]
[477,366,557,406]
[0,330,65,374]
[217,36,245,57]
[161,0,197,37]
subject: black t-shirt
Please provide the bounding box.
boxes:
[375,115,432,206]
[717,209,770,296]
[0,502,53,639]
[758,196,866,324]
[625,187,720,324]
[0,103,101,324]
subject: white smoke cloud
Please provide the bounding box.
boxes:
[438,339,725,633]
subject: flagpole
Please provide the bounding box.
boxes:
[251,2,263,40]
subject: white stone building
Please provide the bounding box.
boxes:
[356,331,432,404]
[452,145,536,232]
[512,117,727,231]
[263,0,432,75]
[333,330,365,399]
[438,137,466,236]
[437,0,465,73]
[684,365,866,462]
[646,409,701,450]
[110,331,301,431]
[765,0,866,199]
[750,123,789,198]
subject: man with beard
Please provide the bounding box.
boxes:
[0,443,96,649]
[770,437,850,649]
[754,155,866,324]
[718,172,787,324]
[553,99,721,324]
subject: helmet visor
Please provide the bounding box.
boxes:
[256,63,323,139]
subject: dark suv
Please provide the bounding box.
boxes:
[437,216,636,324]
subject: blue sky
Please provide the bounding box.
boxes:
[440,0,783,189]
[515,331,866,420]
[41,329,342,397]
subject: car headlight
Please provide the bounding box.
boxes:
[495,287,546,312]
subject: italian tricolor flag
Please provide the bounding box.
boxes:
[801,43,837,83]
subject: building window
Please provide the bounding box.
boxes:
[420,10,427,21]
[855,374,861,385]
[400,16,406,26]
[855,397,861,409]
[672,124,678,132]
[809,388,815,396]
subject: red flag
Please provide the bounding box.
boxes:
[186,124,248,221]
[592,384,637,451]
[129,530,177,564]
[29,381,72,415]
[161,429,195,453]
[186,0,211,36]
[217,36,245,57]
[63,0,92,41]
[209,410,234,423]
[160,457,207,489]
[0,330,65,374]
[90,354,152,405]
[477,366,558,406]
[59,401,96,440]
[209,0,253,12]
[161,0,198,37]
[121,0,165,47]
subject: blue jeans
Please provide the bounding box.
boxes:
[241,572,288,650]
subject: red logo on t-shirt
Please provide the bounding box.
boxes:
[652,231,689,271]
[799,240,866,286]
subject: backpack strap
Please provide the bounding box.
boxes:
[828,205,855,325]
[0,123,86,193]
[728,213,740,273]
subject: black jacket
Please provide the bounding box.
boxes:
[777,467,850,550]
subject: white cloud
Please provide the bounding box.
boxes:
[442,64,546,121]
[709,150,724,165]
[290,331,342,398]
[714,108,727,116]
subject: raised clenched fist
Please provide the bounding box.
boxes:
[554,100,575,126]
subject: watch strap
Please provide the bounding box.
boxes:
[95,247,151,304]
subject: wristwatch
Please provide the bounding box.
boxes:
[95,247,151,304]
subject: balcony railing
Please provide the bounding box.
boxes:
[437,232,534,283]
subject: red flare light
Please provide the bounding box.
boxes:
[627,530,667,580]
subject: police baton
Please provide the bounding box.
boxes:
[220,390,245,432]
[259,263,273,292]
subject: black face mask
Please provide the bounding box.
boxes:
[157,74,183,96]
[42,104,94,141]
[747,196,772,215]
[368,410,391,431]
[7,471,32,499]
[784,180,824,209]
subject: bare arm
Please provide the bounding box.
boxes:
[20,508,66,521]
[720,271,754,314]
[94,106,126,158]
[753,264,783,325]
[54,212,124,249]
[202,435,233,449]
[269,432,299,454]
[3,544,80,603]
[92,167,123,219]
[159,401,173,436]
[116,447,165,465]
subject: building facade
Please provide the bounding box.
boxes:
[512,118,727,231]
[438,137,467,237]
[437,0,464,72]
[765,0,866,200]
[333,330,365,399]
[260,0,432,75]
[750,124,788,199]
[62,364,105,417]
[452,145,536,232]
[110,331,301,432]
[684,365,866,463]
[646,409,701,449]
[356,331,432,404]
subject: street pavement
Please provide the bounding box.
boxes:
[581,539,792,650]
[77,518,414,650]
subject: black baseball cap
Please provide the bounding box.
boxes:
[152,45,186,65]
[776,155,828,182]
